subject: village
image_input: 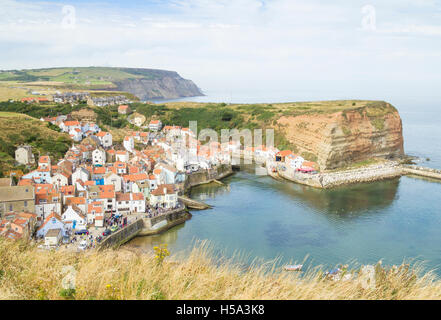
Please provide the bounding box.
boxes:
[0,104,319,251]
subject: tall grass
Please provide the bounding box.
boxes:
[0,238,440,300]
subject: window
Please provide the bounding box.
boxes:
[24,201,27,207]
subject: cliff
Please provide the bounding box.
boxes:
[113,69,203,100]
[276,101,404,170]
[0,67,203,101]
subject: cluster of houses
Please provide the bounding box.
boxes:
[275,150,318,173]
[91,95,130,107]
[40,116,102,142]
[23,91,131,107]
[2,104,319,246]
[53,92,89,104]
[21,97,50,104]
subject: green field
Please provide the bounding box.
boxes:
[0,67,163,87]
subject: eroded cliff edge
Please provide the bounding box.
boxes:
[113,69,203,100]
[276,101,404,170]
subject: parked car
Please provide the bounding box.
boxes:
[75,229,89,235]
[102,229,111,237]
[110,225,119,233]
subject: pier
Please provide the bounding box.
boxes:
[401,165,441,180]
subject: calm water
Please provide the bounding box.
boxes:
[130,94,441,273]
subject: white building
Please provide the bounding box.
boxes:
[92,148,106,166]
[149,184,178,209]
[95,131,113,148]
[149,119,162,132]
[51,172,70,188]
[15,145,35,165]
[62,205,87,230]
[104,172,123,192]
[115,192,146,214]
[286,154,305,170]
[72,167,90,184]
[116,150,129,163]
[123,136,134,152]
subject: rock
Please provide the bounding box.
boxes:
[277,102,404,170]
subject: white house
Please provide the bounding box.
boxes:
[149,184,178,209]
[149,119,162,132]
[123,136,134,152]
[116,192,145,214]
[87,201,104,225]
[115,150,129,163]
[51,172,70,188]
[36,213,68,238]
[44,228,62,247]
[69,128,83,142]
[104,172,123,192]
[72,167,90,184]
[92,148,106,166]
[122,173,148,193]
[60,120,81,133]
[96,131,113,148]
[62,205,87,230]
[286,154,305,170]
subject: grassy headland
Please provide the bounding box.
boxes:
[0,239,439,300]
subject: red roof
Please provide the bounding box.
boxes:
[96,131,109,137]
[277,150,293,157]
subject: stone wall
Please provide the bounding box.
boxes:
[99,219,144,249]
[184,164,233,191]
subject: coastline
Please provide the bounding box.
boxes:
[121,165,235,243]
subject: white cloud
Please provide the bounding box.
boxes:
[0,0,441,99]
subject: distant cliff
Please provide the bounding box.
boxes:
[277,101,404,170]
[0,67,204,101]
[112,68,203,100]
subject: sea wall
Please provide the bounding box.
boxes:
[184,164,234,192]
[138,209,192,236]
[277,161,403,189]
[401,165,441,180]
[99,219,144,249]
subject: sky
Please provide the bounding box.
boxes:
[1,0,441,103]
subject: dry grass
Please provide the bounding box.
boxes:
[1,239,441,300]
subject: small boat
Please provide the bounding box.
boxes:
[283,264,303,271]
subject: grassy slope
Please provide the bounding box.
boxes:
[0,112,72,175]
[0,239,439,300]
[0,67,162,91]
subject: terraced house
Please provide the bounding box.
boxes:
[0,185,35,218]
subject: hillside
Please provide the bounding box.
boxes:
[0,67,203,100]
[0,99,404,171]
[0,239,438,300]
[0,112,72,176]
[127,100,404,170]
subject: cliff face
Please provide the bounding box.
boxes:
[277,102,404,170]
[113,69,203,100]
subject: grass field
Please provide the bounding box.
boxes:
[0,239,440,300]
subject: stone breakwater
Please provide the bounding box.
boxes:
[276,161,403,189]
[319,162,403,188]
[401,165,441,180]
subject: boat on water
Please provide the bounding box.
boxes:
[283,264,303,271]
